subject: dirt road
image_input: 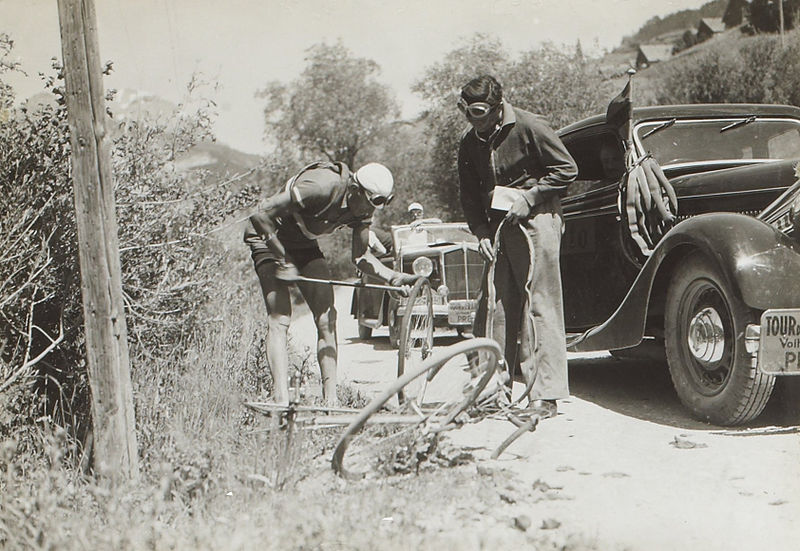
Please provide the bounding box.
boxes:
[291,287,800,550]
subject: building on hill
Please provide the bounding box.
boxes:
[723,0,750,28]
[697,17,726,42]
[635,44,674,69]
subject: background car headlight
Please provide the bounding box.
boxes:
[412,257,434,277]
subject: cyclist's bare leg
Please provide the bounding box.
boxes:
[297,258,338,406]
[256,261,293,405]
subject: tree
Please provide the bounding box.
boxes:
[749,0,800,32]
[412,34,608,215]
[412,35,512,214]
[504,42,608,129]
[723,0,750,27]
[259,41,399,169]
[1,32,19,113]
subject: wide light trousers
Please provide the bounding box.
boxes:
[474,200,569,401]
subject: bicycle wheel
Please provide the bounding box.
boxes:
[332,338,502,480]
[396,277,434,403]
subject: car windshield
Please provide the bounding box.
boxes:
[635,117,800,165]
[392,223,477,251]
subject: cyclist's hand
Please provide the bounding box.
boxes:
[390,272,418,297]
[478,238,494,262]
[389,272,419,287]
[505,196,531,223]
[394,285,412,297]
[275,261,300,282]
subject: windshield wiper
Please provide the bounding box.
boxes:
[720,115,756,133]
[641,118,676,139]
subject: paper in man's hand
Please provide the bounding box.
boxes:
[490,186,524,212]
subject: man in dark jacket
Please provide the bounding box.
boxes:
[245,161,417,406]
[456,75,578,418]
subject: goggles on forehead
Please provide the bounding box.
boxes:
[457,97,495,118]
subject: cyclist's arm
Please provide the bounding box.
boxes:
[352,224,397,282]
[249,190,293,260]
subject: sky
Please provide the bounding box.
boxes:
[0,0,711,153]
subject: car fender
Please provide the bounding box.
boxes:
[568,212,800,352]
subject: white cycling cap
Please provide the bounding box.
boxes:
[407,202,423,212]
[354,163,394,196]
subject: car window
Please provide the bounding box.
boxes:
[562,129,625,198]
[769,128,800,158]
[636,117,800,165]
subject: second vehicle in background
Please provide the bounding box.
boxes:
[352,221,483,347]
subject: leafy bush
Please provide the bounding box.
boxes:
[654,29,800,105]
[0,60,85,454]
[0,53,276,466]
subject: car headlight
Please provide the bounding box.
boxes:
[437,284,449,299]
[412,257,434,277]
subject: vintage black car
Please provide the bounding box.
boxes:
[558,103,800,425]
[352,222,483,347]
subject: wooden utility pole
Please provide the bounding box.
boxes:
[57,0,139,481]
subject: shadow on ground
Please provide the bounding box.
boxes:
[344,322,800,432]
[567,353,800,431]
[343,333,464,350]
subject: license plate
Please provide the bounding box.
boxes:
[758,309,800,375]
[448,300,476,325]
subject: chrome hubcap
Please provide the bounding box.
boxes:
[687,306,725,363]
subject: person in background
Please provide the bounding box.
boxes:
[407,202,424,223]
[456,74,578,419]
[407,201,442,226]
[244,161,418,406]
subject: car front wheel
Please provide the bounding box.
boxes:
[664,253,774,425]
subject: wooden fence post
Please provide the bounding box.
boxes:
[57,0,139,481]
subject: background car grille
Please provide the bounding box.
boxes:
[444,249,483,300]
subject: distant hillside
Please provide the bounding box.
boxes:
[610,26,744,108]
[619,0,727,48]
[174,140,261,175]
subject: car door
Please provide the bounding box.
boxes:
[560,126,641,331]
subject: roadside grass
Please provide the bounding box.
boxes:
[0,272,600,550]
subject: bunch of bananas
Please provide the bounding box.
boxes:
[620,153,678,257]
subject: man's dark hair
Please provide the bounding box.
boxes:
[461,75,503,106]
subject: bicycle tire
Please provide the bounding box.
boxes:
[332,338,502,480]
[396,277,434,403]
